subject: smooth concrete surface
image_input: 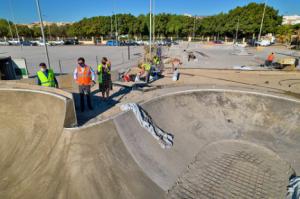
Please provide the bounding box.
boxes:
[0,82,77,127]
[0,89,67,198]
[114,89,300,195]
[1,86,300,198]
[0,87,165,199]
[165,42,300,69]
[62,122,165,199]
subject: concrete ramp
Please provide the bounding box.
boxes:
[1,87,300,199]
[0,89,68,198]
[115,90,300,198]
[0,88,165,199]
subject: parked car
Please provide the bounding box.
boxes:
[51,40,65,45]
[255,40,271,46]
[119,41,126,46]
[124,41,138,46]
[247,39,257,46]
[213,40,224,44]
[54,40,65,45]
[8,40,21,46]
[143,41,149,45]
[21,41,36,46]
[0,41,10,46]
[30,41,39,45]
[64,39,79,45]
[106,40,120,46]
[36,40,51,46]
[136,40,144,45]
[48,41,64,46]
[172,41,179,45]
[160,39,172,46]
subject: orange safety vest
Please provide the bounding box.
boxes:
[77,65,92,85]
[267,54,274,61]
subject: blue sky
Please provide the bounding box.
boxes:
[0,0,299,23]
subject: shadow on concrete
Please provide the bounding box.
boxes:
[74,86,132,125]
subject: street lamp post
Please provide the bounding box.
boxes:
[153,0,155,43]
[35,0,51,68]
[149,0,152,60]
[114,12,118,43]
[193,16,196,41]
[6,19,14,40]
[235,17,240,43]
[43,15,52,40]
[110,15,113,39]
[258,1,267,41]
[9,0,21,50]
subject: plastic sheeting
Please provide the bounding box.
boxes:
[287,176,300,199]
[120,103,174,149]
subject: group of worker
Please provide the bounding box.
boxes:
[138,55,161,83]
[36,56,112,112]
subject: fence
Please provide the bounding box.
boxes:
[24,45,143,77]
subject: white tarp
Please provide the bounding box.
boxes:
[287,176,300,199]
[120,103,174,149]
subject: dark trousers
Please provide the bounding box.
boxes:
[79,85,92,111]
[265,60,273,66]
[145,66,153,83]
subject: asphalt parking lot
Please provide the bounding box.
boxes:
[0,45,144,75]
[1,43,299,76]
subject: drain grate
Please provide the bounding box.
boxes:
[168,140,293,199]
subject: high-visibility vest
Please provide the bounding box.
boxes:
[97,64,111,83]
[143,63,151,71]
[77,66,92,85]
[154,57,160,65]
[267,54,274,61]
[37,69,55,87]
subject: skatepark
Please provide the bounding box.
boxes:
[2,0,300,197]
[1,63,300,198]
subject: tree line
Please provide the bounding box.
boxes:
[0,3,299,40]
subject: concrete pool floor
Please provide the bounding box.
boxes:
[1,68,300,198]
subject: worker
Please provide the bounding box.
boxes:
[36,63,59,88]
[265,52,275,66]
[157,46,162,59]
[142,62,152,83]
[184,50,196,62]
[98,57,111,100]
[102,57,113,90]
[73,57,96,112]
[171,58,182,72]
[153,56,160,66]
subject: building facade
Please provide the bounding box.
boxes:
[282,15,300,25]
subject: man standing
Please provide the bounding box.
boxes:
[37,63,59,88]
[171,58,182,72]
[157,46,162,59]
[265,52,275,66]
[73,57,96,112]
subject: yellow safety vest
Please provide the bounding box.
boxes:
[143,63,151,71]
[37,69,55,87]
[98,64,111,83]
